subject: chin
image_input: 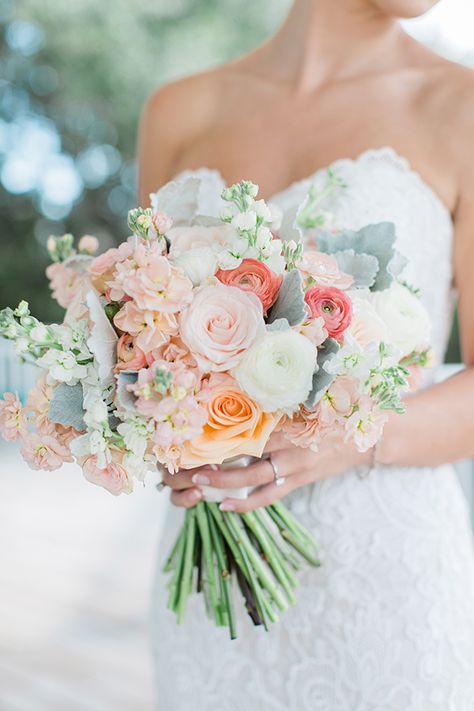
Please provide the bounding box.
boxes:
[371,0,440,18]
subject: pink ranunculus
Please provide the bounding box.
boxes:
[0,392,27,442]
[167,224,233,259]
[81,451,133,496]
[78,235,99,254]
[305,285,352,340]
[180,283,265,372]
[115,334,148,372]
[21,430,73,471]
[46,263,80,309]
[215,258,283,313]
[344,396,388,452]
[114,302,178,353]
[297,251,353,289]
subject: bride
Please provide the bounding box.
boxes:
[139,1,474,708]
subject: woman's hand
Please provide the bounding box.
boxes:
[162,432,372,512]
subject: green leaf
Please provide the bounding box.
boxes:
[267,270,307,327]
[332,249,379,289]
[305,338,340,409]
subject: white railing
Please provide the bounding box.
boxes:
[0,340,472,525]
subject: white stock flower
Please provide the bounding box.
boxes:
[30,324,49,343]
[371,282,431,356]
[37,349,88,383]
[233,329,317,413]
[117,417,154,459]
[232,211,257,231]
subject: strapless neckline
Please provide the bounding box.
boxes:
[174,146,453,225]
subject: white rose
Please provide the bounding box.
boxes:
[167,224,233,258]
[233,329,317,413]
[371,282,431,356]
[173,246,218,286]
[348,295,389,347]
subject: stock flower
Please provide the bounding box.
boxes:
[0,392,27,442]
[304,286,352,340]
[37,349,89,383]
[344,395,388,452]
[319,375,360,426]
[114,301,178,353]
[233,329,317,413]
[46,263,80,309]
[88,241,134,294]
[152,211,173,236]
[279,405,322,451]
[180,284,265,372]
[115,334,148,372]
[179,373,279,467]
[172,247,218,286]
[371,282,430,356]
[297,251,353,289]
[78,235,99,254]
[146,336,198,371]
[81,450,133,496]
[216,259,283,313]
[26,374,54,431]
[21,430,73,470]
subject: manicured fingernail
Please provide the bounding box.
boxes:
[192,474,210,485]
[219,502,235,511]
[191,488,203,501]
[210,464,219,471]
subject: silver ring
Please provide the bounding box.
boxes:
[268,454,285,487]
[156,480,167,492]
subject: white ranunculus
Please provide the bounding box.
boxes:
[173,246,218,286]
[371,282,431,356]
[233,329,317,413]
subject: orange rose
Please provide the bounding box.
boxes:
[179,373,280,468]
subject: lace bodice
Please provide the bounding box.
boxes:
[152,147,474,711]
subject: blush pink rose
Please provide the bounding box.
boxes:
[305,285,352,340]
[0,392,27,442]
[115,334,148,372]
[81,451,133,496]
[21,430,73,471]
[297,251,353,289]
[145,336,198,371]
[180,284,265,372]
[216,259,283,313]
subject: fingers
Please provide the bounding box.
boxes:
[264,430,292,453]
[170,487,203,508]
[219,471,308,513]
[162,465,211,490]
[189,459,275,489]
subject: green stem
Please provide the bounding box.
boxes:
[166,516,187,613]
[176,508,197,624]
[255,507,302,570]
[195,502,222,627]
[163,527,184,573]
[208,509,237,640]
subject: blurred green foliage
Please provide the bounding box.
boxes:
[0,0,463,360]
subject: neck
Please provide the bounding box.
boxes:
[264,0,403,90]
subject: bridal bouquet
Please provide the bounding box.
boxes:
[0,174,432,638]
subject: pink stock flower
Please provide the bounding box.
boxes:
[154,443,181,474]
[21,430,73,471]
[81,451,133,496]
[180,283,265,372]
[26,375,54,431]
[344,396,388,452]
[88,241,134,294]
[46,263,80,309]
[78,235,99,254]
[279,405,322,451]
[297,251,353,289]
[145,336,198,371]
[152,211,173,236]
[297,317,328,347]
[0,392,27,442]
[114,301,178,353]
[216,258,283,313]
[305,285,352,340]
[107,243,193,312]
[319,375,360,427]
[115,334,148,372]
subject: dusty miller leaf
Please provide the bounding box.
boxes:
[49,383,86,431]
[333,249,379,289]
[305,338,340,408]
[115,372,138,413]
[267,270,307,327]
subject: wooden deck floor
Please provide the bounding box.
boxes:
[0,443,165,711]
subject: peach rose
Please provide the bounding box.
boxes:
[179,374,280,467]
[216,259,283,313]
[81,450,133,496]
[180,283,265,372]
[115,334,148,372]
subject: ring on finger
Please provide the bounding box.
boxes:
[268,453,286,487]
[156,480,167,492]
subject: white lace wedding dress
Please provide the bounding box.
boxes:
[151,147,474,711]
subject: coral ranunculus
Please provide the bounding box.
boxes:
[179,374,280,467]
[304,285,352,340]
[216,259,283,313]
